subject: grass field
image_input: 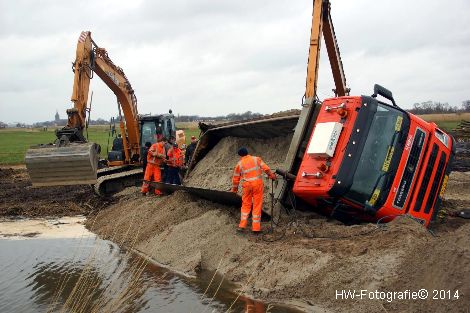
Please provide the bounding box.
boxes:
[0,125,200,165]
[0,113,467,165]
[418,112,470,131]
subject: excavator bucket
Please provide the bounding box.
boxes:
[25,142,100,187]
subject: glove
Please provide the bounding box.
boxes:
[231,187,238,193]
[269,173,277,181]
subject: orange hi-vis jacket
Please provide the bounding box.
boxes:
[232,155,272,189]
[147,142,166,165]
[167,147,183,168]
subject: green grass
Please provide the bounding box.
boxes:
[418,112,469,132]
[431,121,459,132]
[0,125,200,165]
[177,127,200,144]
[2,114,461,165]
[0,127,114,165]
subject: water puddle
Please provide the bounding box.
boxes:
[0,217,303,312]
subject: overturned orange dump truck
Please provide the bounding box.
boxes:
[180,0,455,227]
[291,85,454,226]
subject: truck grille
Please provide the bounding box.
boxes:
[394,128,426,209]
[424,152,447,214]
[413,144,438,212]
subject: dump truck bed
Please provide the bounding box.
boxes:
[189,111,301,174]
[161,111,301,210]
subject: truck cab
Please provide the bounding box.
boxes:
[293,85,455,226]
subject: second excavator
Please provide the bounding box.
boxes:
[25,31,185,195]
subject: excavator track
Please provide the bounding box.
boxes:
[94,167,143,196]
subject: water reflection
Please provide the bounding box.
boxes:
[0,236,299,313]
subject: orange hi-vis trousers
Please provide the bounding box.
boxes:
[239,180,263,232]
[141,163,162,195]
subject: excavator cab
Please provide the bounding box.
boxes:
[139,114,176,146]
[139,112,186,152]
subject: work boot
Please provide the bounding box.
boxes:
[251,230,262,235]
[236,227,246,233]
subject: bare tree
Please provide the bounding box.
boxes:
[462,100,470,112]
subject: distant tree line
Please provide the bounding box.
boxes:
[175,111,262,122]
[7,101,470,129]
[32,117,111,128]
[408,100,470,115]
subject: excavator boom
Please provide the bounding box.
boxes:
[25,31,140,187]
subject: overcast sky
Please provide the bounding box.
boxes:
[1,0,469,124]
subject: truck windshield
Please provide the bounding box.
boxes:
[346,104,407,206]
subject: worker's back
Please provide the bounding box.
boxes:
[112,136,123,152]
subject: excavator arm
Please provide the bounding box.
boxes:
[305,0,348,103]
[275,0,349,206]
[65,31,140,161]
[26,31,141,186]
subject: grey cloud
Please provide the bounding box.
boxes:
[1,0,469,124]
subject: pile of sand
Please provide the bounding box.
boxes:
[88,171,470,312]
[185,135,293,204]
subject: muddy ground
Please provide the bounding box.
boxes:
[0,167,110,217]
[454,141,470,172]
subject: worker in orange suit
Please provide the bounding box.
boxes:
[231,147,277,233]
[166,142,183,185]
[141,134,166,195]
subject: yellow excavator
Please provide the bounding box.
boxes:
[25,31,184,195]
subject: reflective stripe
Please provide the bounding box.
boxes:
[252,215,261,218]
[243,166,259,173]
[237,161,243,173]
[241,216,248,220]
[237,156,264,183]
[241,212,249,216]
[239,159,259,174]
